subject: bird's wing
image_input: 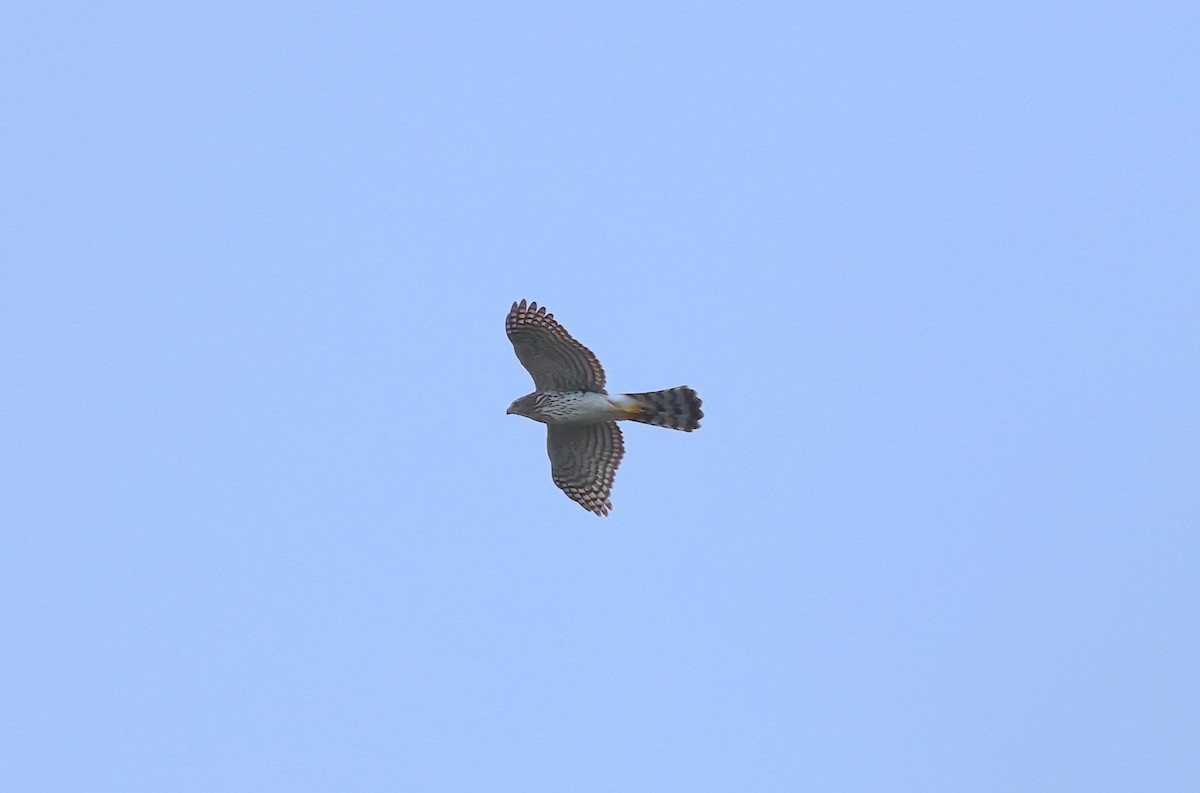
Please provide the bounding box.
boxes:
[546,421,624,516]
[506,300,606,392]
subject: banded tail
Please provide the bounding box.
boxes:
[625,386,703,431]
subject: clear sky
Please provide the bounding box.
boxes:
[3,2,1197,791]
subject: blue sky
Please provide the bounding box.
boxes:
[3,2,1197,790]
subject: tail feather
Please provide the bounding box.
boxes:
[626,386,703,431]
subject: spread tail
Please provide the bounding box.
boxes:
[625,387,703,431]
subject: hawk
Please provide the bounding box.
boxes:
[505,299,702,515]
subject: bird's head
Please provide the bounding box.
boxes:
[506,393,538,417]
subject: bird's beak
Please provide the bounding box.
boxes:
[506,405,515,414]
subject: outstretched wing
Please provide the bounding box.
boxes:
[546,422,624,516]
[506,300,606,392]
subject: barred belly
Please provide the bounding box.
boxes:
[537,391,629,424]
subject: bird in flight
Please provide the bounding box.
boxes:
[505,299,702,515]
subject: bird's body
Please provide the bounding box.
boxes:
[508,388,702,429]
[507,390,633,424]
[505,299,702,515]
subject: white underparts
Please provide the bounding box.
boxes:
[605,394,640,412]
[533,391,634,423]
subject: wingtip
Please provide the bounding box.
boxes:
[511,299,545,315]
